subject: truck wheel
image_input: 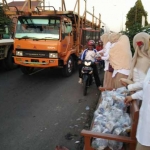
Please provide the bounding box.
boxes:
[3,50,18,70]
[62,56,74,77]
[20,66,34,75]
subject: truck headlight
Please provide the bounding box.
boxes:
[49,53,58,58]
[16,51,23,56]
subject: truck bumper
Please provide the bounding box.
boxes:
[14,57,59,68]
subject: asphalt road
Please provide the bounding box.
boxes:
[0,67,103,150]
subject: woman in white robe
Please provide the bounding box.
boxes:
[120,32,150,91]
[124,68,150,150]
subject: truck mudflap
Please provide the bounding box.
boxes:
[14,57,59,68]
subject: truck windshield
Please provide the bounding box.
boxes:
[15,17,60,40]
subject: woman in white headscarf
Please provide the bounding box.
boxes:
[124,32,150,150]
[121,32,150,150]
[101,33,110,47]
[97,33,112,88]
[124,68,150,150]
[109,34,132,89]
[120,32,150,91]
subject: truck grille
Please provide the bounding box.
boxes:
[18,50,50,58]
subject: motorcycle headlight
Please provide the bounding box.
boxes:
[49,53,58,58]
[16,51,23,56]
[84,61,92,66]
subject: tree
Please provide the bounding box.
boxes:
[0,3,13,38]
[125,0,148,29]
[122,23,150,55]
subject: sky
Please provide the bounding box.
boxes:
[5,0,150,32]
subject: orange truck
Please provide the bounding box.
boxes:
[4,0,101,76]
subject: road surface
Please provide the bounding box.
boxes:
[0,67,103,150]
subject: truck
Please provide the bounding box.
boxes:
[4,0,101,76]
[0,2,17,70]
[0,37,17,70]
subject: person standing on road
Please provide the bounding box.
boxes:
[97,33,113,88]
[109,33,132,89]
[120,32,150,91]
[78,40,101,90]
[124,67,150,150]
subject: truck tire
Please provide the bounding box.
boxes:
[62,56,74,77]
[20,66,34,75]
[3,49,18,70]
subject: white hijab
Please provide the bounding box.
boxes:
[128,32,150,80]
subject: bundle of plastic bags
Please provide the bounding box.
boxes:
[91,87,131,150]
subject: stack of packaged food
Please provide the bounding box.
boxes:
[92,87,131,150]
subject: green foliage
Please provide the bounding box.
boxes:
[0,3,13,35]
[121,23,150,55]
[125,0,148,29]
[122,0,149,55]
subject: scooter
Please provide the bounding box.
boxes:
[81,60,93,96]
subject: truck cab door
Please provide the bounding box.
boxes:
[60,22,72,55]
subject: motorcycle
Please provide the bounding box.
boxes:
[81,60,94,96]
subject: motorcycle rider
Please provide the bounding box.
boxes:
[78,40,101,90]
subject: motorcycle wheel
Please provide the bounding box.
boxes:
[83,79,88,96]
[89,75,93,86]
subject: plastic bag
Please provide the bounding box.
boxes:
[98,101,109,114]
[112,95,125,101]
[94,114,107,129]
[119,113,131,128]
[108,127,123,150]
[104,96,114,106]
[108,140,123,150]
[111,107,123,119]
[116,86,129,95]
[114,100,126,110]
[105,121,116,132]
[92,124,102,133]
[92,86,131,150]
[101,90,115,99]
[106,111,116,122]
[92,138,108,150]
